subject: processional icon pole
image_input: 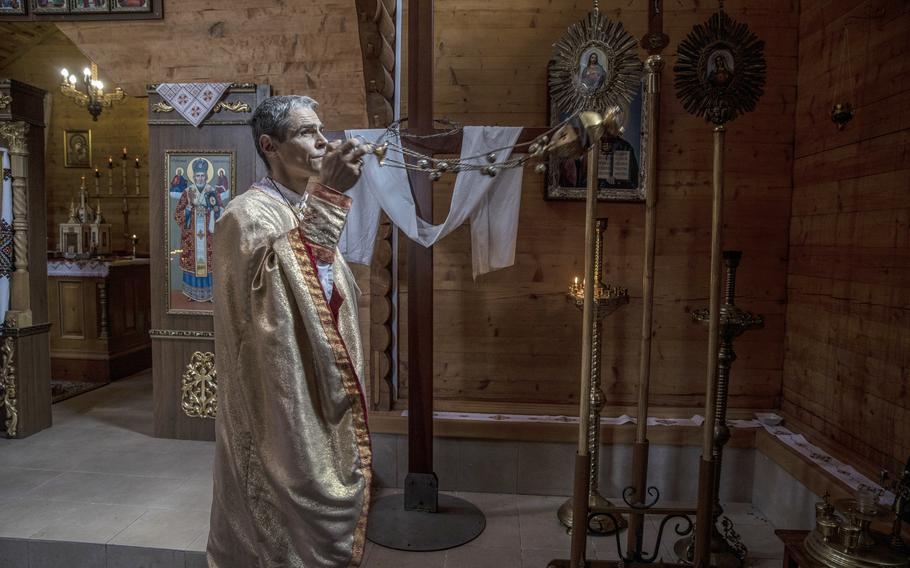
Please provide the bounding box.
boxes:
[672,3,766,566]
[629,0,670,556]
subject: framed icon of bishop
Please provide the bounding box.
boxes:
[164,150,234,315]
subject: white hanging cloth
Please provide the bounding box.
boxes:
[0,148,13,325]
[340,126,524,278]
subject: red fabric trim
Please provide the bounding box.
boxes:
[329,285,344,322]
[289,234,372,565]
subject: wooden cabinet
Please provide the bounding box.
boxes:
[48,258,151,382]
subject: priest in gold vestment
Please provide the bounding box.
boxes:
[207,96,371,567]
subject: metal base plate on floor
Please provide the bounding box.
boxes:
[673,530,743,568]
[366,492,486,551]
[557,491,628,535]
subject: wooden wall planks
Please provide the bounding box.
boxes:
[397,1,800,410]
[783,0,910,474]
[54,0,369,128]
[0,27,150,256]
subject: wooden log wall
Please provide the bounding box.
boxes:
[55,0,368,127]
[397,0,800,411]
[0,27,149,255]
[782,0,909,475]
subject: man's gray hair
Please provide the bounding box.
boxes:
[249,95,319,168]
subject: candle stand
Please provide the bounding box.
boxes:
[674,251,762,568]
[557,218,630,535]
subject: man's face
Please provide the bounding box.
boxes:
[266,106,327,180]
[194,172,206,186]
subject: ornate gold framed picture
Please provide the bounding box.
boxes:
[545,65,650,202]
[70,0,110,13]
[110,0,149,12]
[545,10,645,201]
[165,150,234,316]
[0,0,27,15]
[63,129,92,168]
[30,0,67,12]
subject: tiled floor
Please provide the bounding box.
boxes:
[0,371,786,567]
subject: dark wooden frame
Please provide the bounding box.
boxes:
[545,73,649,203]
[0,0,160,20]
[63,128,92,168]
[70,0,111,14]
[148,83,269,441]
[0,0,27,15]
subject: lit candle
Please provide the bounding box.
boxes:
[107,156,113,168]
[134,157,140,169]
[121,147,128,160]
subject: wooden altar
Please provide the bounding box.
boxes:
[47,257,151,383]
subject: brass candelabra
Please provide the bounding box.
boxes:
[558,218,630,535]
[676,251,763,568]
[58,63,125,121]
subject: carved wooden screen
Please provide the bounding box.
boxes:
[147,83,269,441]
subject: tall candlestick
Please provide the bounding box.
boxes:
[94,167,100,196]
[108,156,113,195]
[134,156,140,195]
[121,153,126,195]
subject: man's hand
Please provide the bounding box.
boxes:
[319,139,368,192]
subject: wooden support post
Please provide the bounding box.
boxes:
[404,0,437,509]
[629,54,664,556]
[630,0,668,549]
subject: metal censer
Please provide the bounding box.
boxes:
[558,218,630,535]
[804,489,909,568]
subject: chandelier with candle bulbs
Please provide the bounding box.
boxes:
[58,63,125,121]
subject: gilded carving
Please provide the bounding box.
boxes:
[1,334,17,437]
[0,95,11,110]
[152,100,250,115]
[0,122,29,154]
[181,351,217,419]
[213,100,252,114]
[152,102,175,113]
[149,328,214,340]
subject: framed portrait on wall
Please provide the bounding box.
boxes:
[545,65,649,202]
[63,129,92,168]
[165,150,234,315]
[544,11,646,202]
[31,0,67,12]
[0,0,27,15]
[110,0,149,12]
[70,0,109,13]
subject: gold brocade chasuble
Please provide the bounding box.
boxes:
[207,182,372,568]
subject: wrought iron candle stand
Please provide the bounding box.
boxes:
[558,218,629,535]
[675,251,763,568]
